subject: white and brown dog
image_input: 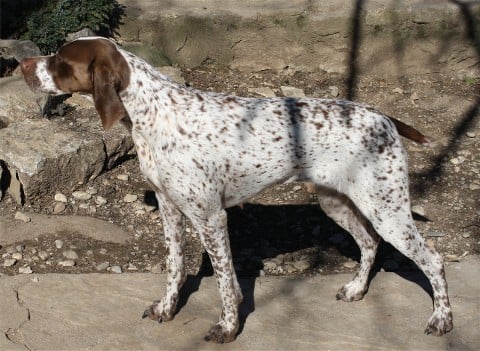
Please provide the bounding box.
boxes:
[21,37,452,343]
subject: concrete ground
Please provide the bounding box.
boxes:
[1,256,478,351]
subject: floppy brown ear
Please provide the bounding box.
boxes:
[92,65,127,131]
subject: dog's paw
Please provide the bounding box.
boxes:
[424,309,453,336]
[204,324,237,344]
[336,282,366,302]
[142,300,174,323]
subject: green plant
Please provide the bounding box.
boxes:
[26,0,125,54]
[464,76,478,85]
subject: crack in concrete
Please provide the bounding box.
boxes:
[5,287,32,351]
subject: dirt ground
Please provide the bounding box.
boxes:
[0,65,479,278]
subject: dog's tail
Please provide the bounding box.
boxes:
[389,117,432,146]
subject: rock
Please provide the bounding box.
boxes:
[426,231,446,237]
[111,265,123,274]
[19,266,33,274]
[95,196,108,206]
[55,240,64,249]
[144,205,156,212]
[96,261,110,271]
[15,244,25,252]
[280,86,305,98]
[466,131,476,138]
[469,183,480,191]
[14,211,31,223]
[55,193,68,202]
[11,252,22,260]
[123,194,138,203]
[72,191,92,201]
[0,39,41,62]
[53,202,66,213]
[62,250,79,260]
[116,174,129,181]
[263,260,278,271]
[343,260,357,269]
[99,248,108,255]
[0,118,134,204]
[411,205,425,217]
[445,254,460,262]
[450,156,465,165]
[38,251,49,261]
[392,87,404,94]
[86,187,98,195]
[157,66,185,85]
[329,85,339,97]
[247,87,277,98]
[150,263,164,273]
[0,76,65,119]
[58,260,76,267]
[66,28,95,42]
[3,258,17,267]
[293,260,311,271]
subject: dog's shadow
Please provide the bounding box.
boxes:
[145,191,434,337]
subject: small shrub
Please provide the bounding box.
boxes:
[27,0,125,54]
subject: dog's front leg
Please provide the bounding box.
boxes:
[143,192,186,322]
[191,210,243,343]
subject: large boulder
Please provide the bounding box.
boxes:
[0,115,133,204]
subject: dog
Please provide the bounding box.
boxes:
[21,37,452,343]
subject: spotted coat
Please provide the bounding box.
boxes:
[20,37,453,343]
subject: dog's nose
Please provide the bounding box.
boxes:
[20,58,35,74]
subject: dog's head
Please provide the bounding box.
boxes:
[20,37,130,130]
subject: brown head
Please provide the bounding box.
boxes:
[20,37,130,131]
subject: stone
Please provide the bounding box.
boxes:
[247,87,277,98]
[343,260,357,269]
[38,251,49,261]
[53,202,66,213]
[3,258,16,267]
[445,254,460,262]
[62,250,79,260]
[0,39,41,62]
[466,131,476,138]
[123,194,138,203]
[111,265,123,274]
[0,76,63,119]
[55,193,68,203]
[14,211,31,223]
[19,266,33,274]
[96,262,110,271]
[0,117,134,204]
[55,240,64,249]
[157,66,185,85]
[116,174,129,181]
[86,187,98,195]
[293,260,311,271]
[329,85,339,97]
[426,231,446,237]
[11,252,22,260]
[411,205,425,217]
[280,86,305,98]
[58,260,76,267]
[72,191,92,201]
[66,28,95,42]
[95,196,108,206]
[469,183,480,191]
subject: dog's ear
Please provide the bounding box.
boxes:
[92,64,127,131]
